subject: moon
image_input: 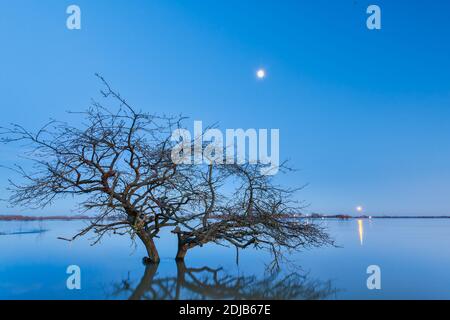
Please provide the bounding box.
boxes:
[256,69,266,79]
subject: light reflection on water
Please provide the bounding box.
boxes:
[358,219,364,246]
[1,219,450,299]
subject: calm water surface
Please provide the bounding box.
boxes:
[1,219,449,300]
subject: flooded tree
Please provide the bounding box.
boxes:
[1,75,331,264]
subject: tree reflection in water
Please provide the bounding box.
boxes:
[111,261,337,300]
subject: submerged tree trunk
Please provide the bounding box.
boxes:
[137,230,160,264]
[176,243,188,261]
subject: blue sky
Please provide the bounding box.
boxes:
[0,0,449,215]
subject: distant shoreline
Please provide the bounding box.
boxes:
[0,215,92,221]
[1,214,450,222]
[308,214,450,220]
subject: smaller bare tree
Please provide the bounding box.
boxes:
[169,162,331,265]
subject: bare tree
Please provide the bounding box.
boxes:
[170,162,332,264]
[0,75,331,264]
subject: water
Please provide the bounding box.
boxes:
[1,219,450,300]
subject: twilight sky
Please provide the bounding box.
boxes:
[0,0,449,216]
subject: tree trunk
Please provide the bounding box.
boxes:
[176,243,188,261]
[137,230,160,264]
